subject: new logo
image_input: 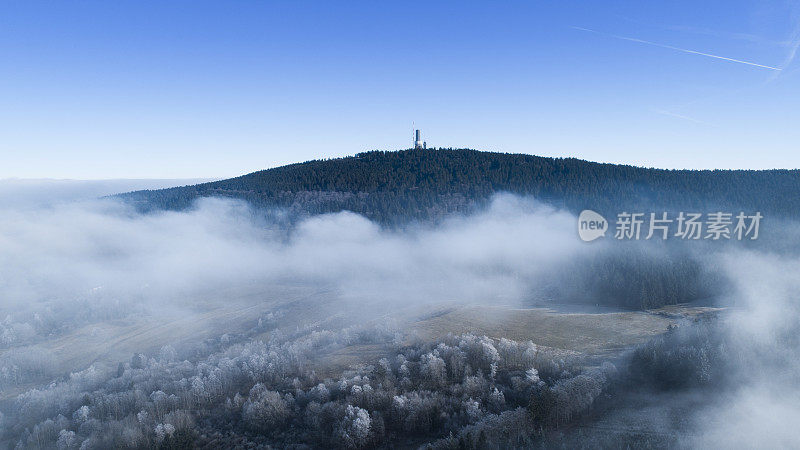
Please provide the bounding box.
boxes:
[578,210,608,242]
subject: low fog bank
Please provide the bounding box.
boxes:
[0,190,722,330]
[0,194,585,322]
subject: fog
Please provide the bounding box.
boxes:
[686,250,800,448]
[1,184,799,448]
[0,193,585,321]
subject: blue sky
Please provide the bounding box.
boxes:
[1,0,799,179]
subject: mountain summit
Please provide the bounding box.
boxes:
[118,148,800,224]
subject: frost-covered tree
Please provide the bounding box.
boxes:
[242,384,293,432]
[338,405,371,448]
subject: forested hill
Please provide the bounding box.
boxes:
[117,148,800,225]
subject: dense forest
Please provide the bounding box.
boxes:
[543,245,726,310]
[118,148,800,225]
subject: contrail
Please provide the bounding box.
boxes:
[573,26,781,71]
[652,109,707,125]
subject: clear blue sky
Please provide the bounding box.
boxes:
[1,0,799,179]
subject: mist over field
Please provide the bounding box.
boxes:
[1,183,798,448]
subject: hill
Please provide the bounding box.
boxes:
[117,148,800,225]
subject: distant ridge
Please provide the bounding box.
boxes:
[117,148,800,225]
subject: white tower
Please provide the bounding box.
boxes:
[414,129,422,149]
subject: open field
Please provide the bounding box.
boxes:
[411,304,674,357]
